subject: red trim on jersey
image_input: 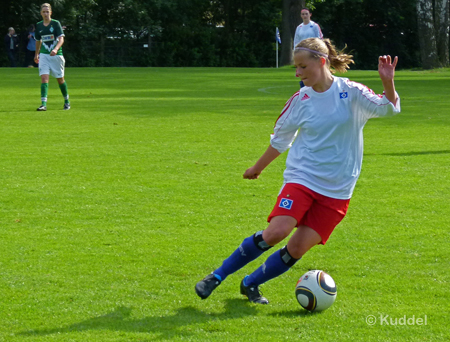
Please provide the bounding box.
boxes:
[346,80,390,106]
[274,91,299,127]
[272,91,300,139]
[317,24,323,39]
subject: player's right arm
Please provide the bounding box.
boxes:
[34,40,42,63]
[34,23,42,64]
[244,92,301,180]
[293,26,301,48]
[243,146,281,179]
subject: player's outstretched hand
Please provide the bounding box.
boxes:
[243,166,261,180]
[378,55,398,83]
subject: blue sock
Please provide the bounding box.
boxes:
[245,246,300,287]
[213,231,271,281]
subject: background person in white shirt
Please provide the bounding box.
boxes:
[294,8,323,48]
[195,37,400,305]
[294,8,323,87]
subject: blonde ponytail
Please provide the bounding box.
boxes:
[294,38,354,74]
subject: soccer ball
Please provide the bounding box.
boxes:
[295,270,337,312]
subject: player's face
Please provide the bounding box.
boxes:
[294,51,324,88]
[301,10,311,23]
[41,7,52,20]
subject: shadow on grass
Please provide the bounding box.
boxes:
[18,299,258,340]
[268,309,321,318]
[367,150,450,157]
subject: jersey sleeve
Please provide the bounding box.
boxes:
[347,80,401,120]
[315,23,323,39]
[55,21,65,38]
[270,92,301,153]
[35,26,41,40]
[293,26,301,48]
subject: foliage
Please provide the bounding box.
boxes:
[313,0,420,69]
[0,0,428,69]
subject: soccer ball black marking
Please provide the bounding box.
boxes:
[295,270,337,312]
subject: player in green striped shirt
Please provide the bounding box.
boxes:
[34,3,70,111]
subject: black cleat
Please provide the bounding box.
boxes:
[195,274,221,299]
[240,276,269,304]
[63,103,71,110]
[37,105,47,111]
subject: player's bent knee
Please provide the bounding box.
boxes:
[263,216,297,246]
[262,230,288,246]
[287,243,314,259]
[287,226,322,259]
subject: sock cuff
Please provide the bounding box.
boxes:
[253,231,272,251]
[280,246,300,267]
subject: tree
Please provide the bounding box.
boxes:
[279,0,330,66]
[416,0,449,69]
[280,0,305,66]
[435,0,450,66]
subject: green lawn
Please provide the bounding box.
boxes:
[0,66,449,341]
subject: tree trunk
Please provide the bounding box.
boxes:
[435,0,450,66]
[280,0,292,66]
[416,0,440,69]
[280,0,305,66]
[289,0,305,38]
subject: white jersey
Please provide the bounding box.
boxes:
[270,77,401,199]
[294,20,323,48]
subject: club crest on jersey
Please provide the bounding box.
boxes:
[50,26,54,33]
[339,92,348,99]
[279,198,293,210]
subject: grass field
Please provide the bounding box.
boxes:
[0,66,449,342]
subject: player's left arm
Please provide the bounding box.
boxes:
[50,36,64,56]
[348,55,401,120]
[378,55,398,106]
[315,23,323,39]
[50,21,65,56]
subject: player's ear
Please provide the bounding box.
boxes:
[320,57,326,67]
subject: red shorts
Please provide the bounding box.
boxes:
[268,183,350,245]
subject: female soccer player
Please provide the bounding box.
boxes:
[294,8,323,48]
[195,38,400,304]
[294,8,323,88]
[34,3,70,111]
